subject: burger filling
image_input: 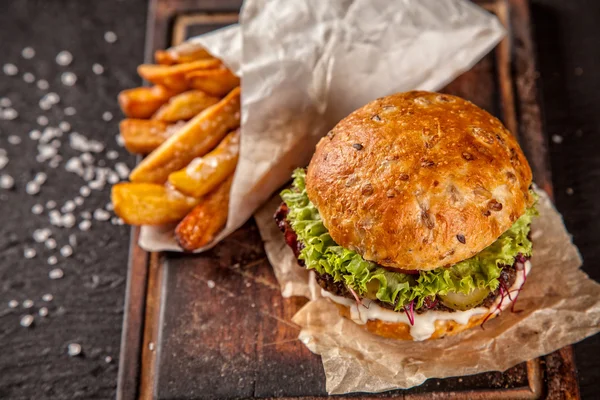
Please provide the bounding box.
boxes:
[277,169,537,314]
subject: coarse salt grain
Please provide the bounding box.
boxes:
[93,209,110,221]
[49,210,61,226]
[20,315,34,328]
[107,171,119,184]
[106,150,119,160]
[46,200,56,209]
[47,256,58,266]
[37,116,49,126]
[80,211,91,220]
[24,247,36,259]
[64,107,76,116]
[0,155,8,169]
[33,228,51,242]
[92,63,105,75]
[36,79,49,90]
[0,174,15,189]
[49,268,63,279]
[29,129,42,140]
[61,200,75,213]
[69,234,77,247]
[105,356,112,363]
[115,134,124,147]
[8,300,19,308]
[566,187,574,195]
[104,31,118,43]
[61,213,76,228]
[115,163,130,179]
[45,238,57,249]
[67,343,82,356]
[102,111,113,122]
[23,72,35,83]
[42,293,54,302]
[23,299,34,309]
[79,186,91,197]
[34,172,47,184]
[0,97,11,107]
[74,196,84,206]
[21,47,35,59]
[8,135,22,145]
[59,121,71,132]
[61,72,77,86]
[3,63,18,76]
[105,202,114,211]
[552,134,563,144]
[38,307,48,317]
[79,220,91,231]
[25,181,40,195]
[32,204,44,214]
[60,245,73,257]
[207,280,216,289]
[56,51,73,66]
[2,108,18,120]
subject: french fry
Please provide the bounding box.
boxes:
[130,87,241,184]
[118,85,179,119]
[119,119,182,155]
[155,44,214,65]
[175,175,233,251]
[152,90,220,122]
[138,59,221,91]
[111,182,199,225]
[168,129,239,197]
[185,68,240,97]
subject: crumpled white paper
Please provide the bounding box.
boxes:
[255,188,600,393]
[139,0,506,252]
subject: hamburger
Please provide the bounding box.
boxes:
[275,91,537,341]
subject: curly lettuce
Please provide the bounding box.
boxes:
[281,169,537,311]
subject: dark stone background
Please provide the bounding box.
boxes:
[0,0,598,399]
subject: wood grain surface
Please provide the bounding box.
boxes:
[0,0,599,399]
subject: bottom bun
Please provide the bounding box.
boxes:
[333,302,500,341]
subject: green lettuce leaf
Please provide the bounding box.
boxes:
[281,168,537,311]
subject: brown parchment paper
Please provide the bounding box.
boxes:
[138,0,505,252]
[254,188,600,394]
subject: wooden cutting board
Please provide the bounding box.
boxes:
[117,0,580,398]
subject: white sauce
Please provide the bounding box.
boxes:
[322,260,531,341]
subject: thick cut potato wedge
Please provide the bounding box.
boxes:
[152,90,220,122]
[185,68,240,97]
[119,119,181,155]
[130,87,241,184]
[168,129,239,198]
[175,175,233,251]
[118,85,179,119]
[112,183,199,225]
[138,59,221,91]
[155,44,214,65]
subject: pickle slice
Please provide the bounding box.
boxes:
[439,287,491,311]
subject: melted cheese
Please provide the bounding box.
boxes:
[322,260,531,341]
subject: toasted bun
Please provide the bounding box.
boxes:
[334,303,498,341]
[306,91,533,271]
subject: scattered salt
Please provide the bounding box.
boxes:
[34,172,47,184]
[2,108,18,120]
[106,150,119,160]
[29,129,41,140]
[73,196,84,206]
[0,98,11,107]
[93,209,110,221]
[61,72,77,86]
[0,174,15,189]
[64,107,76,116]
[21,47,35,59]
[42,294,54,302]
[48,268,63,279]
[37,116,49,126]
[3,63,18,76]
[61,200,75,213]
[45,238,57,250]
[207,280,216,289]
[60,245,73,258]
[105,356,112,363]
[23,299,34,309]
[8,300,19,308]
[38,307,48,317]
[61,213,76,228]
[115,163,130,179]
[24,248,37,259]
[79,220,91,231]
[80,211,91,220]
[36,79,49,90]
[8,135,22,145]
[23,72,35,83]
[32,204,44,214]
[104,31,118,43]
[115,134,124,147]
[0,155,8,169]
[102,111,113,122]
[47,256,58,266]
[59,121,71,132]
[552,134,563,144]
[20,315,34,328]
[92,63,104,75]
[68,343,82,357]
[79,186,91,197]
[55,51,73,66]
[46,200,57,209]
[26,181,40,194]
